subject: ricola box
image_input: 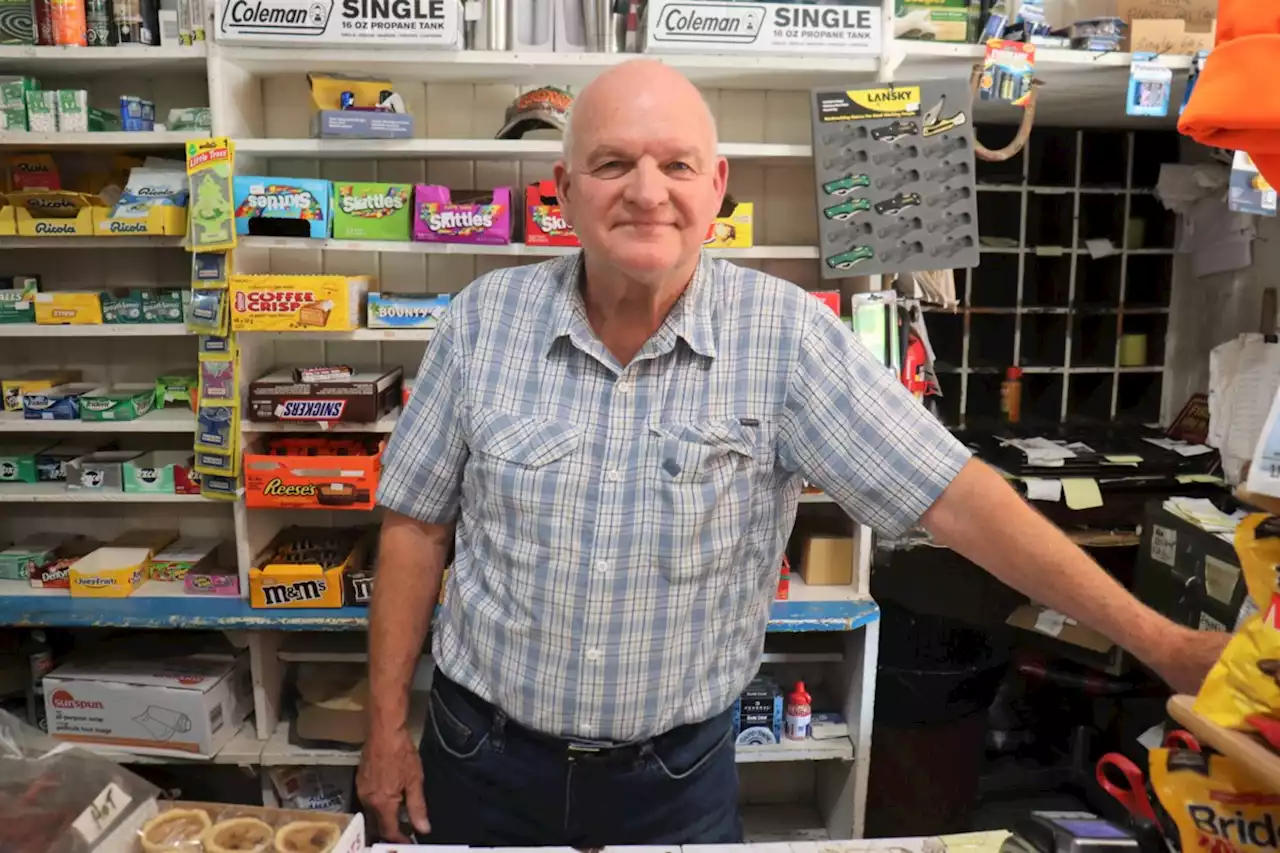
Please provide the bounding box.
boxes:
[413,185,512,245]
[332,182,412,241]
[525,180,579,247]
[642,0,882,56]
[215,0,462,48]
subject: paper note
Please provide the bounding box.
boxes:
[1024,478,1063,502]
[1085,238,1119,258]
[1151,525,1177,566]
[1143,437,1214,457]
[1062,478,1104,510]
[1034,609,1067,637]
[1104,455,1143,465]
[1176,474,1224,484]
[1137,724,1164,751]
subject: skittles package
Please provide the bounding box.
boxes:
[232,176,331,239]
[332,182,411,241]
[1151,747,1280,853]
[412,185,511,245]
[1195,513,1280,748]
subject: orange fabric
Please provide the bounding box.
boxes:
[1178,0,1280,188]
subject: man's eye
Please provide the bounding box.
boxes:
[594,161,627,176]
[666,162,693,173]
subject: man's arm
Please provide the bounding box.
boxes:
[922,459,1228,693]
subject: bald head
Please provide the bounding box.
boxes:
[563,60,718,165]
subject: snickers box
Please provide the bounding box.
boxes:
[248,366,402,425]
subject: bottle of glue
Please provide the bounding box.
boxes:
[784,681,812,741]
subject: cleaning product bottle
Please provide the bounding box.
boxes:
[1001,366,1022,424]
[784,681,812,741]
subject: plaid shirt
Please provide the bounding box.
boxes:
[377,253,969,741]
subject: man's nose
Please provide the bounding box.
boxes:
[623,158,667,210]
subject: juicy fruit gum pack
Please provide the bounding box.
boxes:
[1151,747,1280,853]
[1195,513,1280,744]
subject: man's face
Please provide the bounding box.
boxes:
[555,99,727,283]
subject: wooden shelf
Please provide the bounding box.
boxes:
[237,138,812,163]
[0,44,206,73]
[0,409,195,433]
[0,131,200,149]
[1168,695,1280,791]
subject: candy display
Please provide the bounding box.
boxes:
[244,435,383,511]
[229,274,370,332]
[308,72,413,139]
[413,184,512,244]
[77,384,157,421]
[247,365,402,426]
[2,369,81,411]
[524,179,579,247]
[366,291,449,329]
[233,175,331,239]
[331,181,412,240]
[32,290,102,324]
[249,526,371,609]
[21,383,96,420]
[122,451,199,494]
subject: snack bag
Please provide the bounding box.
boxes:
[1195,513,1280,745]
[1151,746,1280,853]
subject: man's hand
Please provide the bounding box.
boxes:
[1145,626,1231,694]
[357,725,430,842]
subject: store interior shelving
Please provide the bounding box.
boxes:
[0,27,1200,841]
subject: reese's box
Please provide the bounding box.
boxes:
[524,180,579,247]
[249,526,369,609]
[247,366,402,425]
[230,274,370,332]
[244,436,383,511]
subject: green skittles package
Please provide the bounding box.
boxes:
[332,182,412,241]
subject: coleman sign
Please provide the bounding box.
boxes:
[643,0,882,55]
[216,0,462,47]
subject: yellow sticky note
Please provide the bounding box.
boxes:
[1104,455,1143,465]
[1062,478,1104,510]
[1177,474,1225,485]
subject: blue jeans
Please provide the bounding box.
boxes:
[416,672,743,846]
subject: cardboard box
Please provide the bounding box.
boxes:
[247,366,402,425]
[66,450,143,490]
[895,0,980,43]
[43,656,252,757]
[801,536,854,586]
[245,437,383,510]
[78,384,157,422]
[33,290,103,325]
[123,450,195,494]
[250,528,369,609]
[214,0,462,48]
[0,442,49,482]
[643,0,883,56]
[99,288,146,323]
[35,439,104,482]
[1007,604,1117,657]
[332,182,413,241]
[142,288,188,323]
[0,533,82,581]
[151,536,222,581]
[524,180,579,247]
[732,675,782,745]
[313,110,414,139]
[413,185,512,244]
[2,369,80,411]
[22,383,97,420]
[233,176,332,240]
[344,563,374,605]
[91,204,187,237]
[366,292,449,329]
[1128,17,1215,54]
[6,190,104,237]
[704,199,754,248]
[68,546,152,597]
[109,528,179,554]
[23,535,99,589]
[230,274,370,332]
[0,275,37,323]
[185,564,240,596]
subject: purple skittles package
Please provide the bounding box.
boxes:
[412,185,512,245]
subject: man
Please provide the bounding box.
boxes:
[358,60,1227,846]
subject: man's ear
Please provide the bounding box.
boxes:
[714,156,729,204]
[553,160,573,226]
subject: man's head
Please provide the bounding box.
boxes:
[555,60,728,287]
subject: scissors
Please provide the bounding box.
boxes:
[1096,752,1158,823]
[1164,729,1202,751]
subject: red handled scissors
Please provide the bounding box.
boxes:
[1164,729,1202,751]
[1096,752,1157,822]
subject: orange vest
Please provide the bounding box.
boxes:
[1178,0,1280,188]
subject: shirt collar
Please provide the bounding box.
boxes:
[544,251,718,360]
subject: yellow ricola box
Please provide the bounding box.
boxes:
[69,547,152,598]
[230,274,371,332]
[33,291,103,325]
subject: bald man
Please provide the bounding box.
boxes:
[357,60,1226,846]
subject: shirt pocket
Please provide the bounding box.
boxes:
[469,410,581,547]
[645,419,758,578]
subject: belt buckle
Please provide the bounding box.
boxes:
[566,741,605,756]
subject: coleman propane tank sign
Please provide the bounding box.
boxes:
[644,0,881,55]
[216,0,462,46]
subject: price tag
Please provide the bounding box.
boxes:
[72,783,133,845]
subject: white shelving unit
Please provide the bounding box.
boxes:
[0,20,1198,842]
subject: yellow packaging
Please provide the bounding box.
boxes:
[2,370,82,412]
[250,563,346,609]
[6,190,104,237]
[1150,746,1280,853]
[92,205,187,237]
[703,200,754,248]
[33,291,104,325]
[230,274,371,332]
[0,199,14,236]
[69,547,152,598]
[1194,513,1280,735]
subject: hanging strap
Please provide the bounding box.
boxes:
[968,63,1043,162]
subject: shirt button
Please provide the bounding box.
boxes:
[586,648,602,662]
[595,561,609,574]
[582,723,594,735]
[606,469,621,482]
[616,381,631,394]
